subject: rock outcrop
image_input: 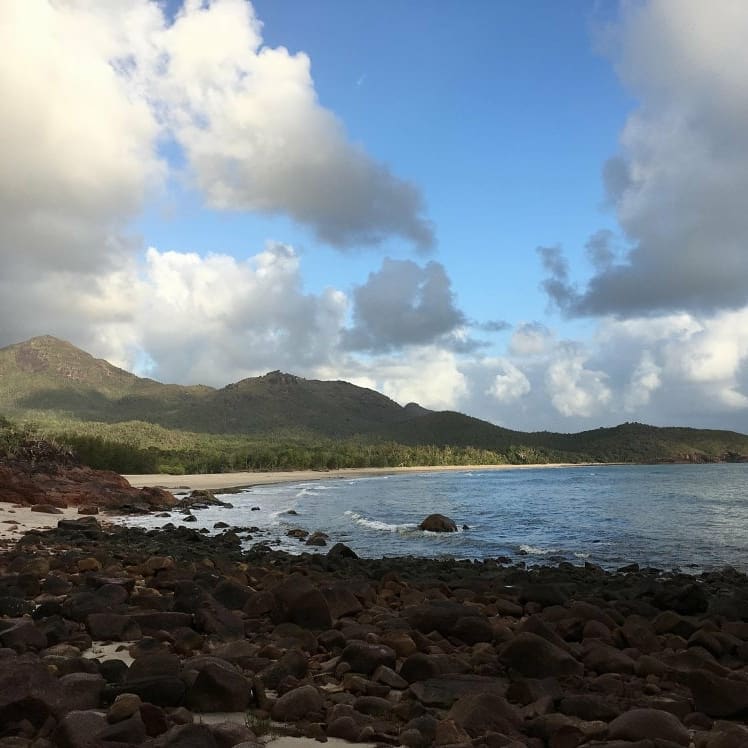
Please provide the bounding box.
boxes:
[0,459,176,511]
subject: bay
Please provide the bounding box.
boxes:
[121,463,748,572]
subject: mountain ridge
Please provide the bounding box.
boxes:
[2,335,748,464]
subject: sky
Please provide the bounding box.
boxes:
[3,0,748,434]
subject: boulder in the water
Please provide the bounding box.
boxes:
[419,513,458,532]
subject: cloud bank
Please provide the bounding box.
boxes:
[542,0,748,316]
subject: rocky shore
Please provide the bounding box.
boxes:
[1,515,748,748]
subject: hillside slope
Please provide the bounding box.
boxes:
[0,336,422,436]
[2,336,748,463]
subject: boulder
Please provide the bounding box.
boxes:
[418,514,457,532]
[499,632,583,678]
[185,661,252,712]
[447,692,520,736]
[327,542,358,559]
[341,641,396,675]
[270,684,323,721]
[686,669,748,717]
[608,708,689,745]
[53,709,108,748]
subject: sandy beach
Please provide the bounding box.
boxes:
[124,462,583,492]
[0,502,85,544]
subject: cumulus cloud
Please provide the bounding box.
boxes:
[545,347,611,418]
[541,0,748,316]
[132,243,347,384]
[344,347,468,412]
[0,1,163,277]
[509,322,555,357]
[0,0,431,294]
[487,359,531,403]
[342,259,466,352]
[152,0,433,250]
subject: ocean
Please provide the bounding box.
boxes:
[121,463,748,573]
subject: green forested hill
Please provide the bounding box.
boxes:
[2,335,748,472]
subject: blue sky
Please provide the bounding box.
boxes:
[3,0,748,433]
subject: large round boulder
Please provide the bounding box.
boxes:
[418,514,457,532]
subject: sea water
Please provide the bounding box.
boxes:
[120,464,748,572]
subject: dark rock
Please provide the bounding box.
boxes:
[209,721,258,748]
[53,710,108,748]
[259,649,308,690]
[559,693,620,722]
[408,675,508,709]
[519,583,574,608]
[31,504,63,514]
[452,615,494,644]
[341,641,396,675]
[327,543,358,559]
[322,583,363,619]
[130,612,193,633]
[97,713,148,744]
[107,693,142,722]
[447,692,519,737]
[58,672,105,710]
[583,641,636,674]
[418,514,457,532]
[0,619,47,652]
[127,652,181,681]
[270,684,323,721]
[305,531,328,546]
[354,695,392,716]
[0,597,33,617]
[499,632,582,678]
[157,723,219,748]
[184,661,252,712]
[400,653,442,683]
[212,579,254,610]
[104,676,186,707]
[272,574,332,629]
[62,584,129,621]
[608,708,689,745]
[78,504,99,515]
[686,669,748,717]
[87,613,141,641]
[0,659,67,725]
[57,516,105,538]
[327,716,360,741]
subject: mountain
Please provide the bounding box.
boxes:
[2,335,748,464]
[0,336,425,437]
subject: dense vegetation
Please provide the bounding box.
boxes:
[0,416,568,474]
[1,336,747,473]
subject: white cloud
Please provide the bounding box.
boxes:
[509,323,554,357]
[341,348,468,411]
[487,359,531,403]
[543,0,748,315]
[623,352,662,411]
[545,348,611,418]
[132,243,347,384]
[151,0,433,249]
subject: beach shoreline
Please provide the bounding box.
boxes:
[0,462,599,544]
[123,461,596,493]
